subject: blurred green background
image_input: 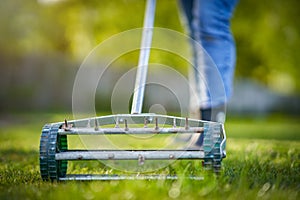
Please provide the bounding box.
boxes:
[0,0,299,115]
[0,2,299,199]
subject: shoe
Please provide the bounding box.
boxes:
[200,104,226,123]
[194,104,225,146]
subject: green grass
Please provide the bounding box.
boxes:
[0,113,299,200]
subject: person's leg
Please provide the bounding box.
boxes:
[197,0,238,122]
[180,0,238,122]
[179,0,203,120]
[178,0,194,28]
[179,0,238,146]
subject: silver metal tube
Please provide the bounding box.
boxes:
[131,0,156,114]
[55,150,205,160]
[66,113,206,128]
[59,175,204,181]
[220,124,226,158]
[58,127,204,135]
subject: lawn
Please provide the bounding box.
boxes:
[0,113,299,200]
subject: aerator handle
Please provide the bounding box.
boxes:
[131,0,156,114]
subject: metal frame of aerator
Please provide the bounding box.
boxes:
[40,114,226,181]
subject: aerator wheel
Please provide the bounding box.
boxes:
[203,123,222,173]
[39,124,50,181]
[203,141,222,173]
[39,124,68,181]
[212,138,222,173]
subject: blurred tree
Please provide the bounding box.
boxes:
[232,0,300,94]
[0,0,299,94]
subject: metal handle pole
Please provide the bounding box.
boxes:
[131,0,156,114]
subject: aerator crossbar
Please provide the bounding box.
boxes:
[39,113,226,181]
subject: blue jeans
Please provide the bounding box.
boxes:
[179,0,238,112]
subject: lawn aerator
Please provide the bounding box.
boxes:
[39,0,226,181]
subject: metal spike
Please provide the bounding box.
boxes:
[87,119,90,128]
[124,119,129,131]
[185,117,189,130]
[173,118,176,128]
[94,118,99,131]
[63,119,70,131]
[138,154,145,165]
[108,153,114,159]
[155,117,159,131]
[115,117,119,128]
[144,118,148,128]
[64,119,68,129]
